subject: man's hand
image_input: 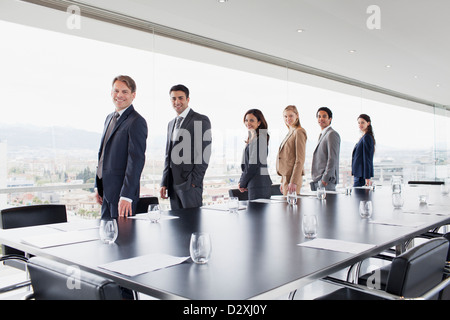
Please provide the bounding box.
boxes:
[118,199,132,217]
[160,186,168,199]
[95,189,103,205]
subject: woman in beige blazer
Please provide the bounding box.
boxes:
[276,105,307,195]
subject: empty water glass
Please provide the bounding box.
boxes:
[147,204,161,223]
[317,187,326,200]
[190,232,212,264]
[287,191,297,206]
[418,188,429,205]
[99,219,118,244]
[392,193,404,208]
[228,197,239,213]
[359,200,373,218]
[302,214,318,239]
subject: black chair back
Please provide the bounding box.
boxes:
[270,184,283,196]
[0,205,67,257]
[135,197,159,214]
[28,256,122,300]
[386,237,449,299]
[228,189,248,201]
[408,181,444,185]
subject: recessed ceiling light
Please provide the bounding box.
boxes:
[385,65,391,68]
[297,29,305,33]
[436,84,441,87]
[413,75,419,79]
[218,0,228,3]
[349,50,356,53]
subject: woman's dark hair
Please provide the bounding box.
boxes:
[243,109,269,144]
[358,114,376,147]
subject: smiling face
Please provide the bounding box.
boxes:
[111,80,135,111]
[244,113,261,131]
[170,90,190,115]
[358,117,370,133]
[283,110,298,128]
[317,110,332,130]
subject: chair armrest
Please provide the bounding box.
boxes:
[322,276,450,300]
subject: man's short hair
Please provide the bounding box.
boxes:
[170,84,189,99]
[316,107,333,119]
[112,75,137,93]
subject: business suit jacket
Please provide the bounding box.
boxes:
[239,135,272,200]
[95,105,148,218]
[276,127,307,194]
[161,108,212,209]
[311,126,341,188]
[351,133,374,179]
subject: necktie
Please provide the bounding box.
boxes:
[175,116,184,129]
[97,112,119,179]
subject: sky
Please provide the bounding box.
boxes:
[0,19,444,153]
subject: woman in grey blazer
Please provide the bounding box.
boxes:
[238,109,272,200]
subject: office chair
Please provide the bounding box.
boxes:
[135,196,159,214]
[408,180,444,185]
[316,237,450,300]
[270,184,283,196]
[228,188,248,201]
[26,256,124,300]
[0,204,67,268]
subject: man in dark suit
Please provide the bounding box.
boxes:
[160,84,212,209]
[95,75,148,218]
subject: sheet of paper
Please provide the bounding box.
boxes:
[251,198,285,203]
[98,253,190,277]
[201,204,247,212]
[49,220,99,232]
[21,230,99,248]
[297,238,376,254]
[127,214,179,221]
[368,219,425,228]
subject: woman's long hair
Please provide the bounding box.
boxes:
[358,114,376,147]
[243,109,269,144]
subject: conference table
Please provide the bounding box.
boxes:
[0,185,449,300]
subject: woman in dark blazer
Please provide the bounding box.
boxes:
[351,114,375,187]
[238,109,272,200]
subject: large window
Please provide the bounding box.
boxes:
[0,10,448,219]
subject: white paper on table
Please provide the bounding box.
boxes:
[98,253,190,277]
[127,214,179,221]
[49,220,99,232]
[21,230,99,248]
[297,238,376,254]
[201,204,247,212]
[368,219,425,228]
[251,198,285,203]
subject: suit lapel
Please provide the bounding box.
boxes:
[105,105,134,145]
[279,129,294,151]
[314,127,332,153]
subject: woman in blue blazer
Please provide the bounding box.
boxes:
[351,114,375,187]
[238,109,272,200]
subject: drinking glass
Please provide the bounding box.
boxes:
[99,219,118,244]
[302,214,318,239]
[359,200,373,218]
[391,176,403,194]
[392,193,404,208]
[287,191,297,206]
[418,188,429,205]
[228,197,239,213]
[147,204,161,223]
[317,187,326,200]
[190,232,212,264]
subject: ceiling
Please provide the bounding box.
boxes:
[25,0,450,107]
